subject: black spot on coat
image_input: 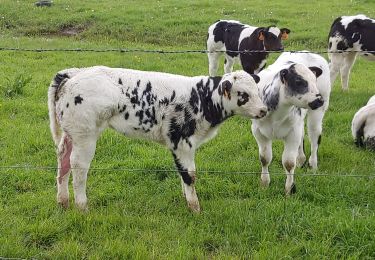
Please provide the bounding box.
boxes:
[172,153,193,185]
[74,95,83,105]
[237,92,249,106]
[282,65,309,95]
[355,121,366,147]
[329,16,375,53]
[53,73,69,88]
[124,112,129,120]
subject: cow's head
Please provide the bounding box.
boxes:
[258,27,291,51]
[219,71,267,119]
[279,63,324,110]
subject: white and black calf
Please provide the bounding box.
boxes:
[48,66,267,212]
[352,95,375,150]
[251,52,330,194]
[207,20,290,76]
[328,14,375,90]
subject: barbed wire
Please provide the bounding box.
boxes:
[0,165,374,178]
[1,46,375,54]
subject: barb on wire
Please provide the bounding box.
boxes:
[0,165,374,178]
[1,46,375,54]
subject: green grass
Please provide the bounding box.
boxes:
[1,0,375,258]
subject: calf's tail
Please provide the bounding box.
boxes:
[48,68,81,146]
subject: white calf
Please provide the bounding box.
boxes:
[352,95,375,150]
[251,52,330,194]
[48,66,267,212]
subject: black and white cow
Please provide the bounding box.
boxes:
[48,66,267,212]
[251,52,330,194]
[328,14,375,90]
[352,95,375,150]
[207,20,290,76]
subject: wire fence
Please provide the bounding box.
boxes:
[1,45,374,179]
[0,165,374,179]
[1,46,375,54]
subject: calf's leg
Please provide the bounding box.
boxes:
[329,53,343,89]
[283,132,301,195]
[224,54,235,74]
[208,52,221,76]
[253,127,272,187]
[69,135,98,211]
[296,126,306,168]
[340,53,357,91]
[172,150,200,212]
[307,106,327,170]
[56,133,72,208]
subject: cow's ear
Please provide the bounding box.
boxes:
[220,80,232,99]
[258,30,265,41]
[280,69,288,84]
[280,28,291,40]
[309,66,323,78]
[250,74,260,84]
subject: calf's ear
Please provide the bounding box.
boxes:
[280,28,291,40]
[250,74,260,84]
[220,80,232,99]
[258,30,265,41]
[280,69,288,84]
[308,66,323,78]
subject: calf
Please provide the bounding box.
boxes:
[207,20,290,76]
[352,95,375,150]
[48,66,267,212]
[251,52,330,194]
[328,14,375,90]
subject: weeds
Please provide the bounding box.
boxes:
[2,74,31,98]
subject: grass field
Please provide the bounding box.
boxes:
[1,0,375,258]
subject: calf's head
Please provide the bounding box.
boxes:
[279,63,324,110]
[219,71,267,119]
[258,27,291,51]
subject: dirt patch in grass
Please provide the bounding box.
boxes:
[58,25,84,36]
[57,25,86,36]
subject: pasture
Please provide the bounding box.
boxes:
[1,0,375,258]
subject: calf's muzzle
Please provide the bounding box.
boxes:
[308,98,324,110]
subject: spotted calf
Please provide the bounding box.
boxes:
[352,95,375,150]
[251,52,330,194]
[48,66,267,212]
[207,20,290,76]
[328,14,375,90]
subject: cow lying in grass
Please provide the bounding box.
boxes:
[352,95,375,150]
[328,14,375,90]
[251,52,330,194]
[48,66,267,212]
[207,20,290,76]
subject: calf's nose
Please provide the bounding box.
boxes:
[308,98,324,110]
[256,108,268,118]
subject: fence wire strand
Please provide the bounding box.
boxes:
[1,46,375,54]
[0,165,374,178]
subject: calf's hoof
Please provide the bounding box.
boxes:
[75,201,89,212]
[187,201,201,213]
[57,198,69,209]
[308,157,318,171]
[297,155,307,168]
[285,183,297,195]
[260,173,270,187]
[260,178,270,188]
